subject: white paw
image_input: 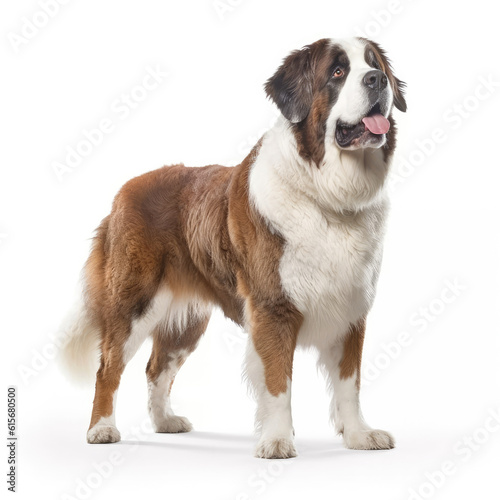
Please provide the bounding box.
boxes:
[343,428,395,450]
[153,415,193,433]
[87,425,121,444]
[255,437,297,459]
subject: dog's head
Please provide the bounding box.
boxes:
[265,38,406,165]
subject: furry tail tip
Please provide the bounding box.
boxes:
[57,299,101,385]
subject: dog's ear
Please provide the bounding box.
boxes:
[265,46,315,123]
[363,39,407,112]
[390,76,407,113]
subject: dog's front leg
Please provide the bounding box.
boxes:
[245,304,302,459]
[319,318,395,450]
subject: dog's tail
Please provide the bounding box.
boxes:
[59,217,110,383]
[58,296,101,384]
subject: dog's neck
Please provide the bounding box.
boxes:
[249,115,390,218]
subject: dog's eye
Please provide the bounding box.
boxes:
[333,67,344,79]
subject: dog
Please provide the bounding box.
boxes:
[60,37,406,459]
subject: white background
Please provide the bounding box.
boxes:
[2,1,500,499]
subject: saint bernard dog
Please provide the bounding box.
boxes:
[61,37,407,459]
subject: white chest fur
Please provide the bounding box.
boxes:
[249,120,389,348]
[279,200,387,348]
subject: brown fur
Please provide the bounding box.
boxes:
[266,39,348,167]
[89,353,124,428]
[84,141,302,429]
[339,318,366,390]
[146,316,209,385]
[291,42,350,167]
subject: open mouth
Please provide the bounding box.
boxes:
[335,102,391,148]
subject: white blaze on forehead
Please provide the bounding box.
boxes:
[331,37,372,77]
[330,37,368,63]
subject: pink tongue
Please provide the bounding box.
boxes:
[362,114,390,135]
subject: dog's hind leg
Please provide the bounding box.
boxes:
[86,321,128,444]
[86,287,175,444]
[146,307,210,433]
[87,309,163,443]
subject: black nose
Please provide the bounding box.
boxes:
[363,70,388,91]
